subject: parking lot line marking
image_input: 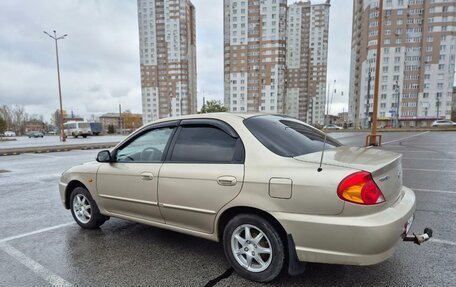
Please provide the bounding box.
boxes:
[396,145,456,149]
[431,239,456,247]
[0,222,74,244]
[413,188,456,195]
[381,149,456,154]
[382,150,441,153]
[0,242,73,286]
[403,168,456,173]
[382,131,430,145]
[403,157,454,161]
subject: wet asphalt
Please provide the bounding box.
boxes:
[0,131,455,286]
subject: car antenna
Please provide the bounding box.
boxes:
[317,127,328,172]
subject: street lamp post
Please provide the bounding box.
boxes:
[394,81,400,128]
[436,96,441,119]
[44,30,67,142]
[369,0,384,146]
[365,70,372,129]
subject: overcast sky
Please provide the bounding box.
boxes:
[0,0,352,121]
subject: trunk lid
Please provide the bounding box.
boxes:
[294,146,403,205]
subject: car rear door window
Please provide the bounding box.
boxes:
[169,126,242,163]
[244,115,341,157]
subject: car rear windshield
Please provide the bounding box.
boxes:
[244,115,342,157]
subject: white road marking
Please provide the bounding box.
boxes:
[403,157,454,161]
[0,222,74,243]
[403,145,456,149]
[382,131,430,145]
[431,239,456,247]
[412,188,456,195]
[403,168,456,173]
[0,242,73,286]
[383,150,441,153]
[381,149,456,154]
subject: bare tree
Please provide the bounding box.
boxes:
[0,105,29,135]
[0,105,13,130]
[51,109,67,132]
[13,106,27,135]
[0,117,7,134]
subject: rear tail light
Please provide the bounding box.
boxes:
[337,171,385,205]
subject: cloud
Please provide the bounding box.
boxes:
[0,0,352,121]
[0,0,141,121]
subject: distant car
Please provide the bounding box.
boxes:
[59,113,429,282]
[4,131,16,137]
[28,131,44,138]
[323,124,343,130]
[432,119,456,127]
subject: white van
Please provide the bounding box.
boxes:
[63,121,92,138]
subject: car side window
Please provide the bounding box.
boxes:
[116,127,175,163]
[169,126,243,163]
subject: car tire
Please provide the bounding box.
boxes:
[70,186,109,229]
[223,214,285,283]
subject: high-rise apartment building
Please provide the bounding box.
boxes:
[224,0,288,114]
[286,1,330,123]
[349,0,455,128]
[137,0,197,123]
[224,0,330,124]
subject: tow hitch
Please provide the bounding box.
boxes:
[403,228,433,245]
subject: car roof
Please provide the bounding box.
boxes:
[146,113,276,126]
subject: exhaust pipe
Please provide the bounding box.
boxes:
[403,228,433,245]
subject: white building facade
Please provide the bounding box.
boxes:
[224,0,330,125]
[286,1,330,124]
[137,0,197,123]
[224,0,288,114]
[349,0,455,128]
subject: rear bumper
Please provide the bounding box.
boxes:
[273,186,416,265]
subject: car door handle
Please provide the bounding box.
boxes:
[217,176,237,186]
[140,172,154,181]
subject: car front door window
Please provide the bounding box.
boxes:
[116,127,175,163]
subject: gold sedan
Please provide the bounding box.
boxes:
[59,113,425,282]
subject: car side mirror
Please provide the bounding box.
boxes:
[97,150,112,163]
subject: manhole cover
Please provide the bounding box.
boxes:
[0,169,10,173]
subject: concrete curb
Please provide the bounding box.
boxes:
[0,142,118,156]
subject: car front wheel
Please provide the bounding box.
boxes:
[223,214,285,282]
[70,187,109,229]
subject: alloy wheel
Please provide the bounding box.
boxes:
[72,194,92,224]
[231,224,273,273]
